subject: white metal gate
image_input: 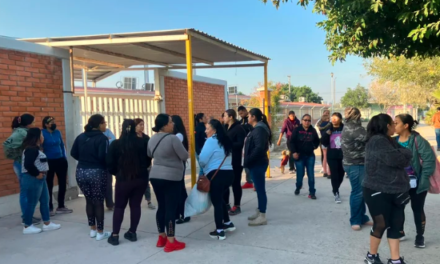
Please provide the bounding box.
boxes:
[73,94,158,138]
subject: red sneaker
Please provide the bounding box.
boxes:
[156,235,167,248]
[164,239,186,253]
[242,182,254,189]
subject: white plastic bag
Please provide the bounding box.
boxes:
[184,184,212,217]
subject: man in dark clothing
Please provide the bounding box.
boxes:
[238,106,254,189]
[277,111,300,173]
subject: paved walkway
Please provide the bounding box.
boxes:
[1,125,439,264]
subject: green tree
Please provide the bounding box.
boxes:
[340,84,369,109]
[278,84,323,103]
[261,0,440,63]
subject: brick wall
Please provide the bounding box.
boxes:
[0,48,64,198]
[164,76,225,133]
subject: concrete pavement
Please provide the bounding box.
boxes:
[1,124,440,264]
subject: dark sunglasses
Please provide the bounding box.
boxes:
[303,119,311,122]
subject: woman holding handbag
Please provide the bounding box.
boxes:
[394,114,436,249]
[198,119,234,240]
[148,114,188,252]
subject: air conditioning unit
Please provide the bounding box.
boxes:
[142,83,155,91]
[228,86,237,94]
[299,97,306,102]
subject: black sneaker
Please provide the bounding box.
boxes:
[308,194,317,200]
[387,257,406,264]
[294,189,300,195]
[364,252,383,264]
[223,222,236,232]
[176,217,191,224]
[124,231,137,242]
[229,206,241,216]
[415,235,425,248]
[209,230,226,240]
[107,234,119,246]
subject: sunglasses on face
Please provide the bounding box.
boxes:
[303,119,311,122]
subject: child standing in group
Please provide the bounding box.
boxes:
[280,150,289,174]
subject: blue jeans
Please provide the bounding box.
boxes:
[294,155,316,195]
[21,173,50,226]
[249,161,268,214]
[13,161,27,219]
[435,129,440,149]
[344,165,370,226]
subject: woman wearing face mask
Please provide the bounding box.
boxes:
[321,113,345,204]
[41,116,72,216]
[394,114,435,249]
[363,114,412,264]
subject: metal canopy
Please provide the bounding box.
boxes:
[20,29,269,82]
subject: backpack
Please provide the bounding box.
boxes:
[414,137,440,194]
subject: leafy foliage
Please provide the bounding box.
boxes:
[261,0,440,63]
[279,84,323,103]
[340,84,369,109]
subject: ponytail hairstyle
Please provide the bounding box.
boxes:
[224,109,238,122]
[118,119,140,180]
[195,113,205,126]
[396,114,419,132]
[208,119,232,156]
[172,115,189,151]
[152,114,170,133]
[21,128,41,149]
[84,114,105,132]
[367,113,394,142]
[249,108,273,145]
[11,114,34,129]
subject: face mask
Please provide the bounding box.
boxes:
[50,124,57,130]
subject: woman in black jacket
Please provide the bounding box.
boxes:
[290,114,320,199]
[71,114,110,241]
[107,119,152,246]
[223,109,247,216]
[195,113,208,176]
[244,108,271,226]
[321,112,345,204]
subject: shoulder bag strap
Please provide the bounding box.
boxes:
[210,156,228,182]
[152,134,171,157]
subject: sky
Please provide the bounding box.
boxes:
[0,0,371,103]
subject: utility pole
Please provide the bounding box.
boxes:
[331,73,334,113]
[287,75,291,101]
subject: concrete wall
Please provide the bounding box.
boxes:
[0,37,74,217]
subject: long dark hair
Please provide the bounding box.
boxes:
[367,114,393,141]
[152,114,170,133]
[396,114,419,132]
[118,119,140,179]
[85,114,104,132]
[225,109,238,122]
[249,108,272,144]
[209,119,232,156]
[12,114,34,129]
[172,115,189,151]
[21,128,41,149]
[195,113,205,126]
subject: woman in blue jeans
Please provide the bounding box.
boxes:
[243,108,271,226]
[21,128,61,234]
[340,107,372,231]
[289,114,320,199]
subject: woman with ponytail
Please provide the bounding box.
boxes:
[71,114,111,241]
[195,113,208,176]
[3,114,38,225]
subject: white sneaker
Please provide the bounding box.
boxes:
[43,222,61,232]
[96,231,111,241]
[23,225,42,235]
[400,236,406,241]
[335,194,342,204]
[90,230,97,238]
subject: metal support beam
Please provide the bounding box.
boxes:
[93,71,117,82]
[264,62,271,178]
[186,35,197,187]
[76,46,169,66]
[73,56,125,68]
[69,47,74,93]
[131,42,214,65]
[86,63,266,72]
[35,34,189,47]
[82,68,89,120]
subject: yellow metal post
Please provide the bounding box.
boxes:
[186,35,197,187]
[264,62,271,178]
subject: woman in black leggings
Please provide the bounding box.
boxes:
[222,109,246,216]
[106,119,151,246]
[148,114,188,252]
[199,119,235,240]
[71,114,110,241]
[363,114,412,264]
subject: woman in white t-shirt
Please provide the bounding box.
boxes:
[171,115,191,224]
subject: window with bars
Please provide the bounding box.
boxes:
[123,77,137,90]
